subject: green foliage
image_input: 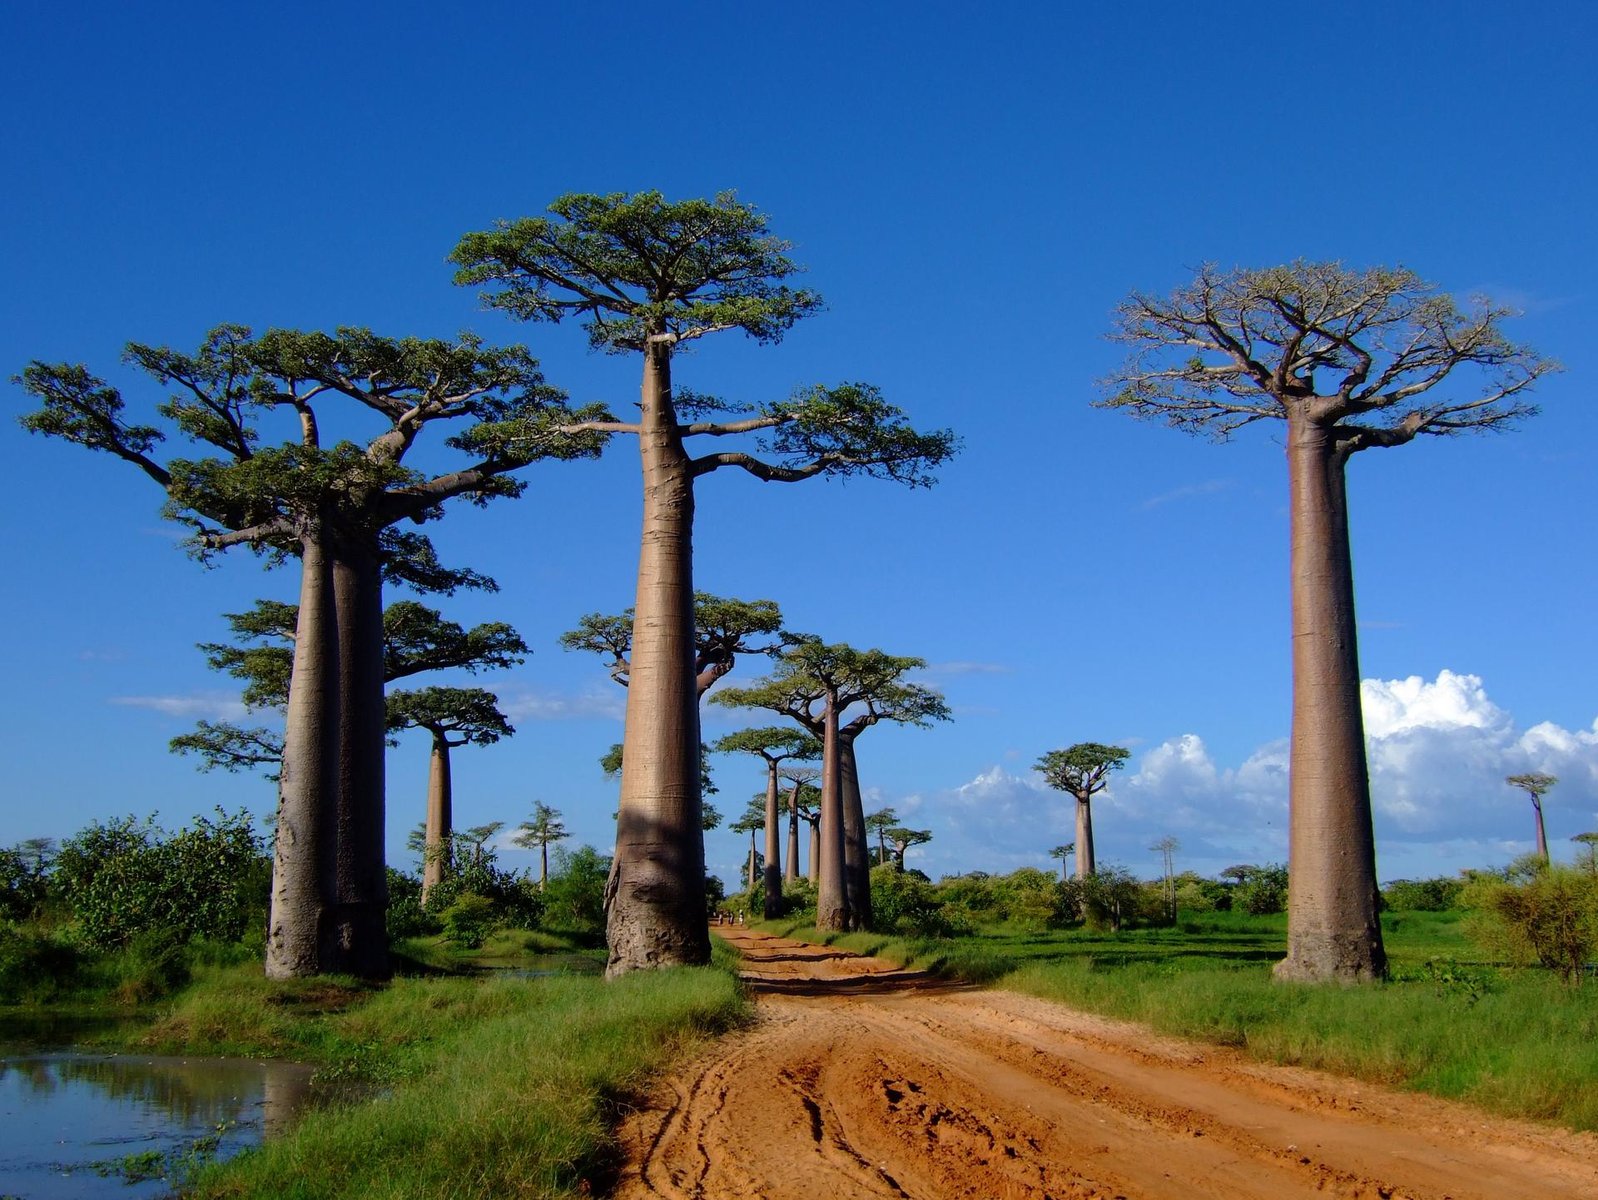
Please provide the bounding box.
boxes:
[451,190,824,352]
[0,838,54,922]
[1228,862,1290,915]
[1382,876,1465,912]
[1034,743,1130,795]
[0,925,86,1002]
[870,864,958,936]
[1464,866,1598,984]
[440,894,498,949]
[422,840,544,931]
[52,810,267,948]
[541,846,611,935]
[385,868,440,940]
[1172,871,1231,913]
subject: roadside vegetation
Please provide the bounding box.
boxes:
[750,859,1598,1131]
[1,813,749,1199]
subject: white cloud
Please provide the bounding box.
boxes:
[1138,478,1234,511]
[869,671,1598,884]
[499,686,626,723]
[109,692,250,721]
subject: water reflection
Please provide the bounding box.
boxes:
[0,1053,316,1199]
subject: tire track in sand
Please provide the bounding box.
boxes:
[609,927,1598,1199]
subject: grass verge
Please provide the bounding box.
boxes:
[170,964,749,1199]
[756,911,1598,1131]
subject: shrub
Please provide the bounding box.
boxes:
[870,865,957,937]
[440,893,499,949]
[52,810,267,948]
[1382,876,1464,912]
[542,845,611,935]
[1464,866,1598,984]
[0,925,84,1002]
[1234,863,1289,915]
[386,868,440,940]
[0,840,53,923]
[1078,866,1143,931]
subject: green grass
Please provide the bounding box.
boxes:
[758,910,1598,1131]
[154,964,750,1199]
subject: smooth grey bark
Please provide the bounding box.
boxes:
[838,737,872,930]
[607,342,709,975]
[815,689,848,930]
[420,733,453,905]
[762,763,783,919]
[330,531,390,979]
[1274,418,1386,984]
[785,779,801,884]
[266,525,339,979]
[1074,797,1096,880]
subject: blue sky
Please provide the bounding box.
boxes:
[3,2,1595,890]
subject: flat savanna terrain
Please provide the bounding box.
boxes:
[613,928,1598,1200]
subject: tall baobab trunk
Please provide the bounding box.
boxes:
[1275,417,1386,984]
[330,531,391,979]
[267,524,340,979]
[763,763,783,919]
[540,842,550,890]
[420,730,453,906]
[1532,797,1549,864]
[839,737,873,929]
[608,341,709,975]
[746,829,758,893]
[785,779,801,884]
[816,688,849,930]
[1074,794,1095,880]
[808,817,820,884]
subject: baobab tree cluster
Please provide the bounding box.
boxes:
[16,192,1560,988]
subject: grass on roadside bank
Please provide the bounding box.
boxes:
[756,911,1598,1131]
[159,962,749,1200]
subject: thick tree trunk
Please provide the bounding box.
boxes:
[1275,417,1386,984]
[808,821,820,885]
[815,689,849,931]
[330,529,391,980]
[1533,799,1549,864]
[747,831,758,893]
[839,736,873,929]
[266,526,340,978]
[1074,794,1095,880]
[607,341,710,975]
[420,732,452,906]
[785,780,800,884]
[540,843,549,889]
[763,763,783,919]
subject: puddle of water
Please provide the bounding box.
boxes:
[485,952,604,980]
[0,1053,317,1199]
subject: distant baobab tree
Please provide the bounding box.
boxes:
[1099,262,1555,983]
[1506,773,1558,865]
[1035,743,1130,879]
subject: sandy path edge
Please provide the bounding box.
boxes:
[608,927,1598,1199]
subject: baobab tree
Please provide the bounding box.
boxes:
[1048,843,1075,882]
[781,766,821,883]
[385,688,514,904]
[512,803,569,890]
[455,192,956,974]
[561,593,783,696]
[730,798,768,894]
[715,637,950,931]
[884,827,932,871]
[1151,835,1180,922]
[865,807,900,865]
[1098,263,1555,983]
[1035,743,1129,879]
[1506,773,1558,865]
[19,330,592,978]
[174,598,528,892]
[713,727,819,917]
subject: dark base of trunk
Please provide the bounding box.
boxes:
[1273,932,1386,984]
[816,902,848,932]
[328,903,392,980]
[762,866,782,920]
[605,899,711,978]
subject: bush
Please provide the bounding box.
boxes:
[108,927,192,1003]
[1464,866,1598,984]
[1382,876,1464,912]
[541,846,611,935]
[0,841,53,923]
[1234,863,1289,915]
[0,925,84,1003]
[871,865,958,937]
[1077,867,1143,931]
[52,810,267,948]
[386,868,440,940]
[440,894,499,949]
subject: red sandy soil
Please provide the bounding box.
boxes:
[610,926,1598,1199]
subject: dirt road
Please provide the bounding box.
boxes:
[611,927,1598,1199]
